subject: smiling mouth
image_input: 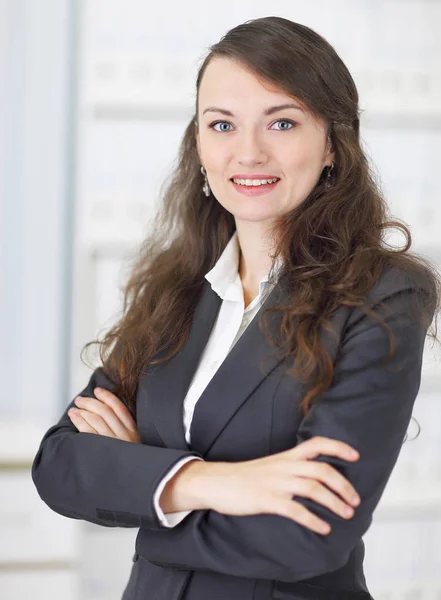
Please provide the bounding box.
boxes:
[229,178,281,196]
[230,177,281,187]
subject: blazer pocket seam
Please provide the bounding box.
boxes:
[273,580,373,599]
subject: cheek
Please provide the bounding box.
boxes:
[198,131,226,166]
[201,148,227,174]
[284,141,317,168]
[283,132,325,165]
[287,150,325,182]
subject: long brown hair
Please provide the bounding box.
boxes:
[82,16,440,420]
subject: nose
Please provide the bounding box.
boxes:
[235,129,268,166]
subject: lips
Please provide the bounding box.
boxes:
[230,178,281,196]
[230,177,280,186]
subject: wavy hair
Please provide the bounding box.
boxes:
[82,16,440,425]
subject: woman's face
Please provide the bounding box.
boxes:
[195,57,335,225]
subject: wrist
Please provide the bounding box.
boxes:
[160,459,213,513]
[179,459,213,510]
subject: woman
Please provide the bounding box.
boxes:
[32,16,440,600]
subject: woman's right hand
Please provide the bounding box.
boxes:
[199,436,361,535]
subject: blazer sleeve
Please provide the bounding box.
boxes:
[31,367,204,529]
[133,282,435,581]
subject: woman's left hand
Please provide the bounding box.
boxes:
[67,387,141,443]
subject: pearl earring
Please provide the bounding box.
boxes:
[325,162,335,189]
[200,166,211,197]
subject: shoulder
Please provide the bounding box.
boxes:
[359,262,437,310]
[346,263,437,332]
[367,264,434,303]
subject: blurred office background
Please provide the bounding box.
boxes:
[1,0,441,598]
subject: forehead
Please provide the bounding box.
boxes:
[198,57,302,108]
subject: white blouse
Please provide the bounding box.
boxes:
[153,231,284,527]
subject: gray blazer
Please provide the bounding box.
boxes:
[32,265,434,600]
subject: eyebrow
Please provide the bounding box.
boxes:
[202,103,305,117]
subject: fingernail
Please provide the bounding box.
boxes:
[352,495,360,505]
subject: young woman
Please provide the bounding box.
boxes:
[32,16,440,600]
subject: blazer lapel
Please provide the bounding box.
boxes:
[138,279,222,451]
[190,273,291,456]
[141,272,291,456]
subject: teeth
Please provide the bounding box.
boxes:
[232,177,279,186]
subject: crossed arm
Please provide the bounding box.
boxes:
[131,285,432,581]
[32,283,433,581]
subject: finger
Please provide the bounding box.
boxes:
[74,396,128,439]
[93,388,137,432]
[289,478,354,521]
[68,409,98,434]
[291,461,360,506]
[292,436,359,462]
[274,498,331,535]
[73,408,116,438]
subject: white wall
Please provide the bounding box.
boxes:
[0,1,80,598]
[0,0,74,423]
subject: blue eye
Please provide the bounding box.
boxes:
[271,119,295,131]
[208,119,296,132]
[209,121,234,132]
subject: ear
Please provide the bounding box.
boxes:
[324,124,335,167]
[195,120,202,162]
[325,152,335,168]
[324,135,335,168]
